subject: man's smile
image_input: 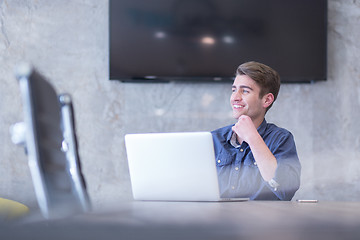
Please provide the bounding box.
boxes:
[232,104,245,109]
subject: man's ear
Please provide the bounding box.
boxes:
[263,93,274,108]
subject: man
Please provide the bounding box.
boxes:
[211,61,301,200]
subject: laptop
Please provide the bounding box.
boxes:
[125,132,248,202]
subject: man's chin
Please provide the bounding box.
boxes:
[233,113,243,119]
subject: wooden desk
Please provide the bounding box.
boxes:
[2,201,360,240]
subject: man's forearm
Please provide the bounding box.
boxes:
[247,133,277,182]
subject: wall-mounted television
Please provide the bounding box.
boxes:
[110,0,327,83]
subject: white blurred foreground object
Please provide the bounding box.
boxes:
[10,63,91,219]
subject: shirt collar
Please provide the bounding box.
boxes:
[257,119,268,137]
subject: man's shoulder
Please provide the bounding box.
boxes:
[211,124,234,143]
[211,124,234,135]
[264,122,294,142]
[266,122,292,134]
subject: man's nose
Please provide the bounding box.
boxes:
[232,90,242,100]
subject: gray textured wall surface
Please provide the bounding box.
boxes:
[0,0,360,211]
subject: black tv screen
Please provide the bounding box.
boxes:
[110,0,327,83]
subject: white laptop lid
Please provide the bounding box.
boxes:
[125,132,223,201]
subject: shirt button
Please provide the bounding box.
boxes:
[231,186,235,190]
[240,149,244,152]
[235,167,239,171]
[217,160,221,163]
[254,162,257,166]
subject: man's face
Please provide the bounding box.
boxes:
[230,74,267,123]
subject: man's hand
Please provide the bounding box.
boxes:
[231,115,258,144]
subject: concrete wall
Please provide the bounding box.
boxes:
[0,0,359,210]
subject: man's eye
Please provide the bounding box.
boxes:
[242,89,249,94]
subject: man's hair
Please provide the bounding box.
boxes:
[236,61,280,111]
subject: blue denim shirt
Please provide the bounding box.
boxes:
[211,120,301,200]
